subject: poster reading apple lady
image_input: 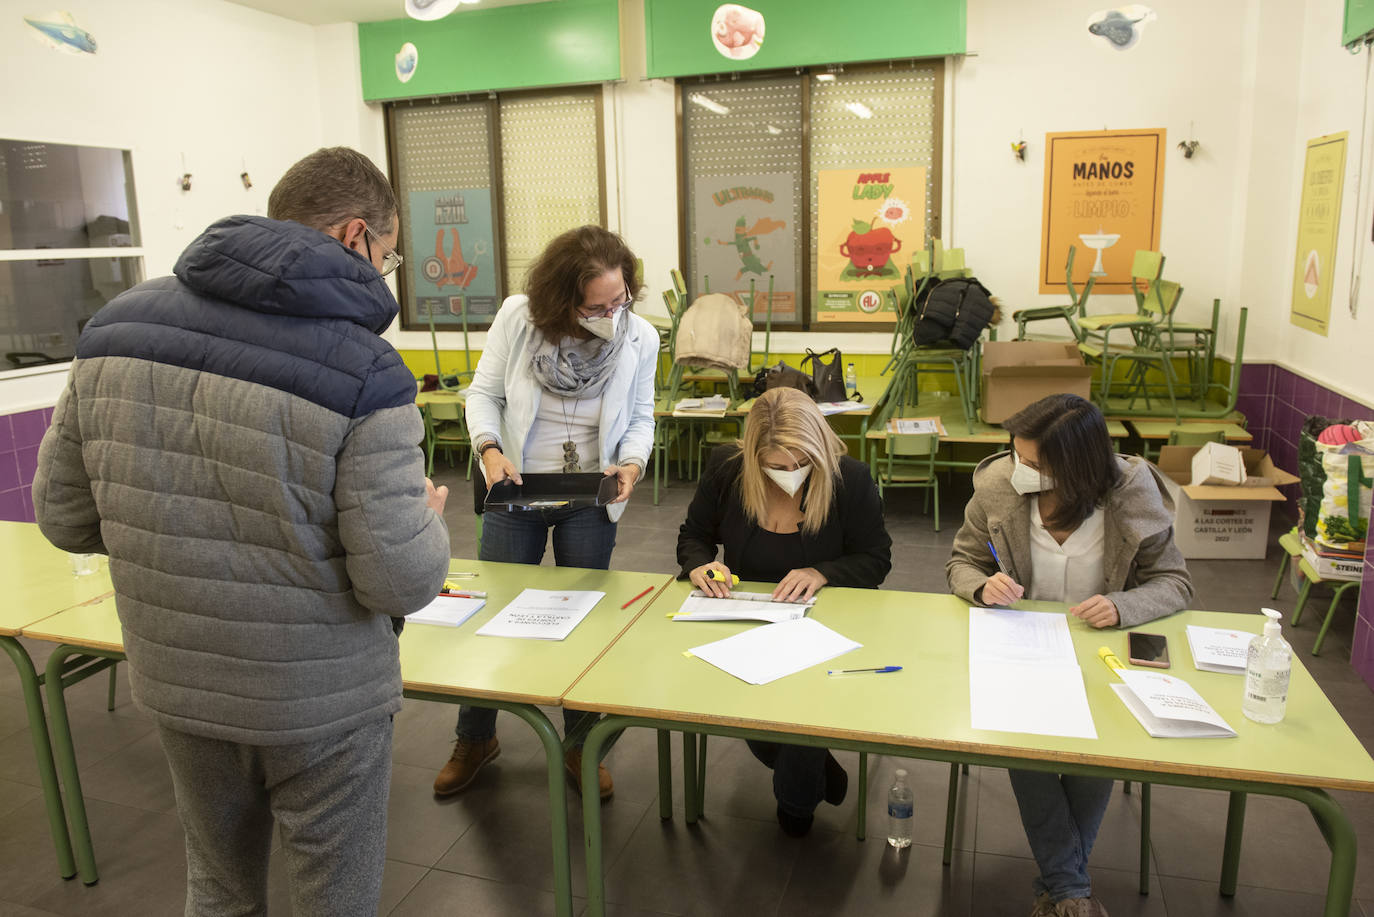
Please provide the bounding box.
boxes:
[816,167,925,323]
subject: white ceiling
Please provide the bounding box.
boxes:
[226,0,556,26]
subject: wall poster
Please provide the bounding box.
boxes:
[1039,129,1166,295]
[815,167,925,323]
[406,189,500,328]
[1290,132,1348,336]
[692,173,796,323]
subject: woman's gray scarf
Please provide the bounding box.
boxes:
[527,313,630,398]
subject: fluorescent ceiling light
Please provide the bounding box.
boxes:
[689,93,731,116]
[845,101,873,119]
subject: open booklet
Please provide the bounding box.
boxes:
[475,589,604,641]
[1185,624,1253,674]
[408,593,486,629]
[1111,669,1236,738]
[671,590,816,623]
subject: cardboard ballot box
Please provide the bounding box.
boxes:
[980,341,1092,424]
[1156,445,1299,559]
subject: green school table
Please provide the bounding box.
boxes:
[0,522,113,883]
[1128,420,1252,443]
[567,582,1374,917]
[23,558,670,916]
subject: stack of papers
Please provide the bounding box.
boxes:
[475,589,604,641]
[672,590,814,623]
[1111,669,1236,738]
[673,395,729,417]
[1186,624,1253,674]
[688,617,860,684]
[968,607,1097,739]
[408,594,486,629]
[817,401,867,415]
[888,417,946,435]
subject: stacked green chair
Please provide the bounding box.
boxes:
[423,399,471,478]
[1014,245,1095,341]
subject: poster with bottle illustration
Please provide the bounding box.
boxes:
[692,173,796,323]
[815,167,925,323]
[1290,132,1347,337]
[1039,129,1165,294]
[406,189,500,328]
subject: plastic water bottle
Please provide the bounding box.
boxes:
[844,362,857,397]
[886,768,913,848]
[1242,608,1292,724]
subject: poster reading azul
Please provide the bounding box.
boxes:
[406,189,500,327]
[816,167,925,323]
[692,173,796,322]
[1039,129,1165,294]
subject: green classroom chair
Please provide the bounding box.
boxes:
[1291,558,1361,657]
[1014,245,1095,341]
[875,431,940,530]
[423,399,471,478]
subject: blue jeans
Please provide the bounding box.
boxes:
[746,740,828,818]
[1008,769,1115,901]
[455,504,618,742]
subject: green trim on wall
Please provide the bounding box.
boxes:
[644,0,965,79]
[1345,0,1374,45]
[358,0,621,102]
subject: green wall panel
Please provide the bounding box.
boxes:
[359,0,620,101]
[1346,0,1374,46]
[644,0,965,79]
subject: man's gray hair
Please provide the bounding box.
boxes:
[268,147,397,234]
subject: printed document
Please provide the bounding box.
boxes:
[673,590,814,623]
[888,417,945,435]
[689,617,860,685]
[1185,625,1253,674]
[968,607,1097,739]
[409,594,486,629]
[1111,669,1237,738]
[817,401,867,415]
[475,589,604,641]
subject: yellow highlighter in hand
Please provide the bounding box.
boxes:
[1098,646,1125,675]
[706,570,739,586]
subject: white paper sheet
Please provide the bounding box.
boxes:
[408,594,486,628]
[1185,625,1252,674]
[816,401,867,415]
[968,660,1099,739]
[688,617,861,685]
[888,417,945,435]
[1112,670,1236,738]
[673,590,814,623]
[475,589,604,641]
[968,607,1078,666]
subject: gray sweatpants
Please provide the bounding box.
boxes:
[157,716,393,917]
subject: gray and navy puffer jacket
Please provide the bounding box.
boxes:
[34,216,451,745]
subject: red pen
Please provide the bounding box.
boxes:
[620,586,654,610]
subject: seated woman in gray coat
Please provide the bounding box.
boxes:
[946,393,1192,917]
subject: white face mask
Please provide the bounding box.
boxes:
[577,307,622,341]
[764,463,812,497]
[1010,453,1053,495]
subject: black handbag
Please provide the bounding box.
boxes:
[802,348,846,402]
[751,361,817,399]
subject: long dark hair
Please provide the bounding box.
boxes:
[524,225,641,341]
[1003,393,1120,530]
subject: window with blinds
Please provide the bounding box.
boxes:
[678,60,943,329]
[386,88,604,332]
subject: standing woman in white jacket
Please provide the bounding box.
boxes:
[433,225,657,801]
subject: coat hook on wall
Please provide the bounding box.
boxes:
[1178,121,1200,159]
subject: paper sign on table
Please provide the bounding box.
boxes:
[688,617,860,684]
[408,594,486,628]
[475,589,604,641]
[888,417,945,435]
[1185,624,1253,674]
[1111,669,1236,738]
[672,590,814,623]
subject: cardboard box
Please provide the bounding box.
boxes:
[1156,446,1300,559]
[1300,540,1363,582]
[1190,441,1247,486]
[979,341,1092,424]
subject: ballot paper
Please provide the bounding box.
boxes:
[816,401,867,415]
[672,395,729,418]
[1111,669,1237,738]
[408,594,486,629]
[688,617,860,685]
[887,417,945,435]
[968,607,1097,739]
[672,590,815,623]
[1185,624,1253,674]
[475,589,604,640]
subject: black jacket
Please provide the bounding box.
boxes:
[676,445,892,588]
[913,277,997,348]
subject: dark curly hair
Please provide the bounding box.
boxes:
[524,225,641,341]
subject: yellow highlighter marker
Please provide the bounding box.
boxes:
[706,570,740,585]
[1097,646,1125,675]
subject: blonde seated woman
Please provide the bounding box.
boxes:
[676,387,892,835]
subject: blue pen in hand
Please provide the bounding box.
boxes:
[987,540,1009,575]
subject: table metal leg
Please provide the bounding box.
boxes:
[500,703,575,917]
[856,752,867,841]
[582,715,630,917]
[682,731,699,824]
[0,636,76,880]
[1219,790,1246,896]
[1138,782,1151,895]
[943,761,960,865]
[656,730,672,820]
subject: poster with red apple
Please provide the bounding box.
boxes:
[816,167,925,323]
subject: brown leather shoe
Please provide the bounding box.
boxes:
[564,747,613,800]
[433,737,500,796]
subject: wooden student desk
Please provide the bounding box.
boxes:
[0,522,113,884]
[23,557,670,917]
[566,582,1374,917]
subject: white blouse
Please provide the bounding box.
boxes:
[524,392,603,473]
[1027,501,1106,603]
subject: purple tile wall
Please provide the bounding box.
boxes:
[1239,364,1374,691]
[0,408,52,523]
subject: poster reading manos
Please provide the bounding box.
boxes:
[816,167,925,323]
[692,174,796,322]
[407,189,501,327]
[1039,129,1165,294]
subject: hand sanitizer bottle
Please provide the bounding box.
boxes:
[1242,608,1291,724]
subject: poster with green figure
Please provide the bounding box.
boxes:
[692,173,796,322]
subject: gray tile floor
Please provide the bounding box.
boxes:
[2,464,1372,916]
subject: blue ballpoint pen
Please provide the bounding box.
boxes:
[827,665,902,675]
[987,540,1009,575]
